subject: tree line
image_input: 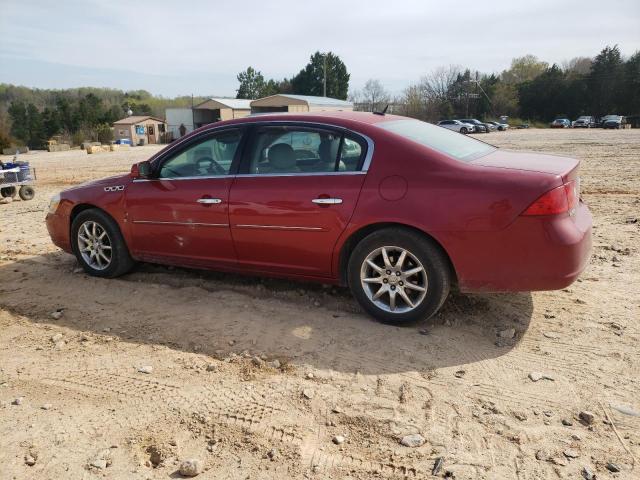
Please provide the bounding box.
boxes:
[1,45,637,150]
[351,45,639,124]
[0,86,205,149]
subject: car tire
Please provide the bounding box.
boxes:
[1,187,17,198]
[71,208,135,278]
[347,228,451,325]
[18,185,35,201]
[460,127,468,134]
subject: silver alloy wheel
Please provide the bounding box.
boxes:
[360,246,428,313]
[77,220,112,271]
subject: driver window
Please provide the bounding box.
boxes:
[158,129,241,178]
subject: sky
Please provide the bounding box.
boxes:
[1,0,639,98]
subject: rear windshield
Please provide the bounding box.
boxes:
[377,119,496,162]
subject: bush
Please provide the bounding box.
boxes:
[0,131,13,151]
[95,123,114,144]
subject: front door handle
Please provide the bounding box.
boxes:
[312,198,343,205]
[197,198,222,204]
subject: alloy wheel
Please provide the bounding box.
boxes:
[360,246,428,313]
[77,220,112,270]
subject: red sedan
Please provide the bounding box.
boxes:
[46,112,592,324]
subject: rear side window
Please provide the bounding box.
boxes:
[378,119,496,162]
[246,127,365,174]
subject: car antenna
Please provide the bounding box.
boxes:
[373,104,389,116]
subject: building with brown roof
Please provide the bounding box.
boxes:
[113,116,167,145]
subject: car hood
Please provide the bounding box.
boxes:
[470,149,579,179]
[62,174,130,193]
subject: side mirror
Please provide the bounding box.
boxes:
[131,160,151,179]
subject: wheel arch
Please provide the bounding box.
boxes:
[69,204,125,249]
[337,222,457,286]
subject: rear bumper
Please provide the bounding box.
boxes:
[46,212,73,253]
[446,201,592,292]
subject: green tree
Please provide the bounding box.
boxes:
[624,51,640,116]
[290,52,350,99]
[42,107,61,138]
[518,64,569,121]
[8,101,28,144]
[502,55,549,84]
[588,45,625,116]
[236,67,266,99]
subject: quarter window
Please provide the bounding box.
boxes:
[158,129,241,178]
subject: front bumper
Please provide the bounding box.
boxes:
[46,212,73,253]
[445,201,592,292]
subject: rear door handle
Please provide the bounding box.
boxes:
[197,198,222,204]
[312,198,342,205]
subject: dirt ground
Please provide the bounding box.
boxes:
[1,129,638,480]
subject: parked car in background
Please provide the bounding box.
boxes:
[458,118,489,133]
[550,118,571,128]
[601,115,626,129]
[437,120,475,134]
[572,116,595,128]
[46,111,592,324]
[487,121,509,131]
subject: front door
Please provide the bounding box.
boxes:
[229,125,369,277]
[125,128,243,269]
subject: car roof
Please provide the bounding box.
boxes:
[194,111,409,133]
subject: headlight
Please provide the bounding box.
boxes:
[48,193,61,214]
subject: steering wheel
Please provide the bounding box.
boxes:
[196,156,226,176]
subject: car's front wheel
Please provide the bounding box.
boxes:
[348,228,451,324]
[71,209,134,278]
[460,127,468,134]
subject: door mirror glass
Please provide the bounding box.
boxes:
[131,160,151,179]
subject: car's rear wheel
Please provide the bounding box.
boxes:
[71,209,134,278]
[460,127,468,134]
[348,228,451,324]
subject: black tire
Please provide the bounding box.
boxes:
[71,208,135,278]
[1,187,17,198]
[347,228,451,325]
[460,127,468,134]
[18,185,35,201]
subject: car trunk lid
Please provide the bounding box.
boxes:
[470,149,579,182]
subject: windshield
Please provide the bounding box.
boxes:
[378,119,496,162]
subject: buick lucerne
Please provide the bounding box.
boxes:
[46,112,592,324]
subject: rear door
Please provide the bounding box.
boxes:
[125,128,244,268]
[229,124,370,277]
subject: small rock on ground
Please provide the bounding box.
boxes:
[137,365,153,374]
[50,333,63,342]
[400,433,425,448]
[579,410,595,425]
[302,389,314,400]
[179,458,203,477]
[582,466,595,479]
[606,462,621,472]
[563,449,580,458]
[332,435,345,445]
[497,328,516,339]
[12,397,23,405]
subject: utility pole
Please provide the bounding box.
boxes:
[323,53,327,97]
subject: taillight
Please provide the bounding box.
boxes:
[521,180,578,216]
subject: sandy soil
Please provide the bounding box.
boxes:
[0,130,638,479]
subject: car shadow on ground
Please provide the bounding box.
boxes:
[0,252,533,375]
